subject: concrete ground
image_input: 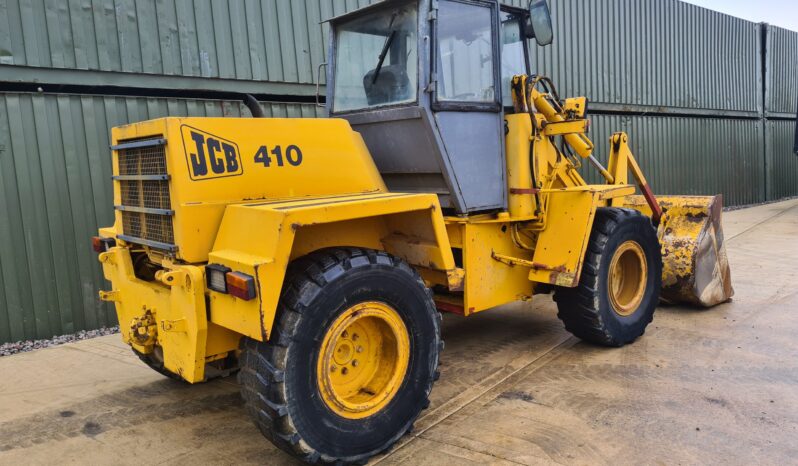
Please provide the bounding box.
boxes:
[1,199,797,465]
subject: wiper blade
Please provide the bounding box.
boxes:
[372,30,397,84]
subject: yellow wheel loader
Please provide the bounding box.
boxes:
[93,0,733,463]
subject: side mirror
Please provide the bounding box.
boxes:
[525,0,553,46]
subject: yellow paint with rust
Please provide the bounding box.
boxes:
[623,195,734,306]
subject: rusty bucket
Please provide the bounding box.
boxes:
[624,195,734,307]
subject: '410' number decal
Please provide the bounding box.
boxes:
[254,145,303,167]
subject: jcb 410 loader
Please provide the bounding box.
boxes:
[93,0,733,463]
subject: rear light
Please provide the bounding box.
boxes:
[92,236,116,253]
[226,272,256,301]
[205,265,256,301]
[206,264,231,293]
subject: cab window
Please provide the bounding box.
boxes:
[333,5,418,113]
[436,0,496,103]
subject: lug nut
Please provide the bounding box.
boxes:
[330,365,337,372]
[352,360,358,367]
[352,333,359,341]
[341,367,349,375]
[342,330,348,338]
[356,346,363,353]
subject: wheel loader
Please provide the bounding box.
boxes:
[93,0,733,463]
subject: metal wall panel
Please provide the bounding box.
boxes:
[0,0,769,113]
[503,0,762,114]
[0,91,322,343]
[764,25,798,116]
[767,119,798,200]
[581,114,765,207]
[0,0,377,86]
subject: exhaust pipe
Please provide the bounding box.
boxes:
[243,94,264,118]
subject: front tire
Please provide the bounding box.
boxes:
[554,208,662,347]
[238,248,442,464]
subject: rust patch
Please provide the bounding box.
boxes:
[510,188,540,195]
[446,269,465,292]
[435,300,465,315]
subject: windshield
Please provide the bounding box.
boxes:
[500,11,528,107]
[333,5,418,113]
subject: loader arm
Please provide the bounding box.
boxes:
[511,73,732,307]
[606,133,664,224]
[519,75,664,224]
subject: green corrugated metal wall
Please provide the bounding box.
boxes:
[0,0,796,343]
[0,0,378,84]
[0,93,322,343]
[767,120,798,200]
[583,115,766,206]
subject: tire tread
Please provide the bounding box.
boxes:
[555,208,658,347]
[237,247,441,464]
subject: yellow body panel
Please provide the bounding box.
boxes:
[111,117,387,263]
[525,186,634,287]
[460,222,535,314]
[98,247,238,382]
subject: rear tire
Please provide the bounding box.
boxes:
[238,247,442,464]
[554,208,662,346]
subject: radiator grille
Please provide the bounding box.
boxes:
[114,137,175,252]
[118,143,167,176]
[120,179,171,210]
[121,211,174,245]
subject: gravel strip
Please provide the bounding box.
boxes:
[0,326,120,357]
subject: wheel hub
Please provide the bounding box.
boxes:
[608,240,648,316]
[317,301,410,419]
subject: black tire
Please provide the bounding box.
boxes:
[554,208,662,347]
[238,247,442,464]
[133,346,185,381]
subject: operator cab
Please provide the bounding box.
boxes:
[327,0,553,214]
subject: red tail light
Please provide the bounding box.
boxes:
[226,272,256,300]
[92,236,116,253]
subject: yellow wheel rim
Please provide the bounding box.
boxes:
[316,301,410,419]
[608,240,648,316]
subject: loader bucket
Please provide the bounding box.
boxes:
[623,195,733,307]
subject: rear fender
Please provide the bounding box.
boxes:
[208,193,456,341]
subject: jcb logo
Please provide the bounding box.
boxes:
[181,125,243,180]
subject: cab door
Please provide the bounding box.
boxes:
[431,0,506,212]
